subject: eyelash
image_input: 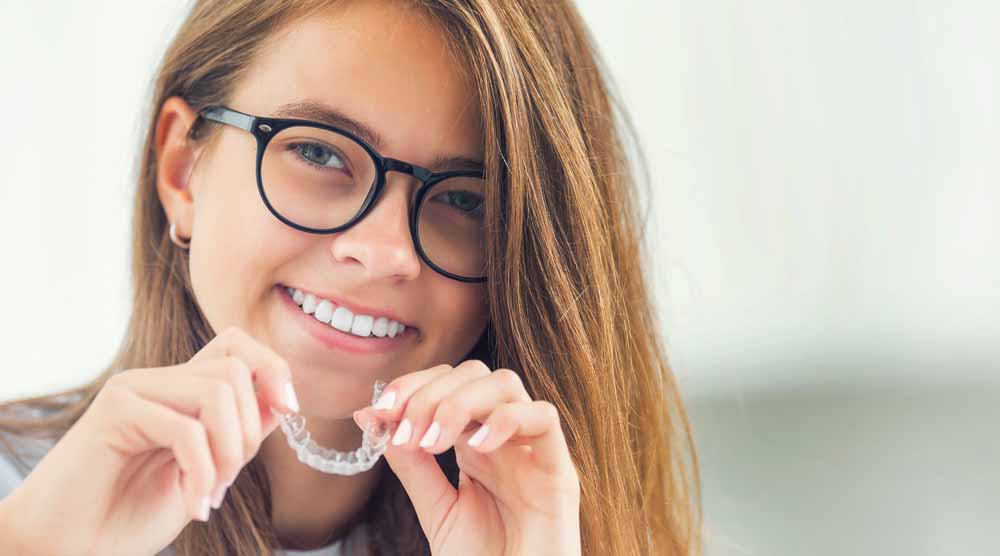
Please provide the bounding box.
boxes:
[288,142,351,175]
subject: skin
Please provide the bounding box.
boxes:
[156,1,581,553]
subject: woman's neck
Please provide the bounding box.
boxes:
[258,416,385,550]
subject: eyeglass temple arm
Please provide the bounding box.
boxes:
[200,106,255,132]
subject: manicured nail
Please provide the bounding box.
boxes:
[419,421,441,448]
[373,390,396,410]
[354,409,373,430]
[283,382,300,413]
[467,424,490,447]
[197,496,211,521]
[392,419,412,445]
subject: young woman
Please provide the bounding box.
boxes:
[0,1,701,555]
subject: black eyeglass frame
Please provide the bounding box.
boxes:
[195,105,488,283]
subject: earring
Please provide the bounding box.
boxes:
[169,222,191,249]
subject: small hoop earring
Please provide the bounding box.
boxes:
[169,222,191,249]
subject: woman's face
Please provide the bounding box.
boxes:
[158,0,489,419]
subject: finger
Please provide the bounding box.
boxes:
[390,360,494,451]
[191,325,297,414]
[414,367,530,454]
[351,408,463,542]
[104,384,216,522]
[120,363,244,507]
[468,400,575,477]
[185,356,264,475]
[380,427,457,543]
[367,363,457,420]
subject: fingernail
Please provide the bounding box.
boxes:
[197,496,211,521]
[283,382,300,413]
[210,483,226,509]
[419,421,441,449]
[373,390,396,410]
[467,424,490,447]
[392,418,412,445]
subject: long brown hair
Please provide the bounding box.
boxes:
[0,1,702,554]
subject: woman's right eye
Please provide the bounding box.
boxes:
[291,142,347,171]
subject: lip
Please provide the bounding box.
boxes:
[276,284,415,355]
[281,284,414,329]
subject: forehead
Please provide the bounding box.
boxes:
[231,0,483,160]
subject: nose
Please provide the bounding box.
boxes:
[328,173,422,281]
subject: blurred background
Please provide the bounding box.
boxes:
[1,1,997,554]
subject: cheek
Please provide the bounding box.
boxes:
[423,282,489,365]
[187,163,296,330]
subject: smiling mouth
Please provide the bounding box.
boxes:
[280,284,413,340]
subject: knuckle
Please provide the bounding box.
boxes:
[537,400,560,422]
[460,359,491,377]
[221,355,250,376]
[406,391,434,418]
[391,364,447,394]
[493,368,523,389]
[434,397,468,424]
[493,404,518,429]
[429,363,454,377]
[421,364,452,382]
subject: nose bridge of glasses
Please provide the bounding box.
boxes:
[383,157,434,183]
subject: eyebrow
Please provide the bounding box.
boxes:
[272,100,484,173]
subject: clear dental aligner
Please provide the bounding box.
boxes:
[270,380,392,475]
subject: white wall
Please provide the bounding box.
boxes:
[0,1,187,396]
[1,1,997,555]
[572,2,1000,554]
[577,0,1000,397]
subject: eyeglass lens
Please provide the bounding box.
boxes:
[260,125,486,279]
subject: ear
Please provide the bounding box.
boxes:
[155,96,203,240]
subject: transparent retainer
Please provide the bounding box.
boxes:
[269,380,391,475]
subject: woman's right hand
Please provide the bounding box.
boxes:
[0,326,299,556]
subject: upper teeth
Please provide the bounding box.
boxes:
[286,286,407,339]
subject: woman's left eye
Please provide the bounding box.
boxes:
[433,191,484,218]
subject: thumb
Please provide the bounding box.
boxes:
[359,413,456,542]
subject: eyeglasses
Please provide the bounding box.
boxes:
[194,105,488,283]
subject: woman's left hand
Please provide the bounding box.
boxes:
[353,359,582,556]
